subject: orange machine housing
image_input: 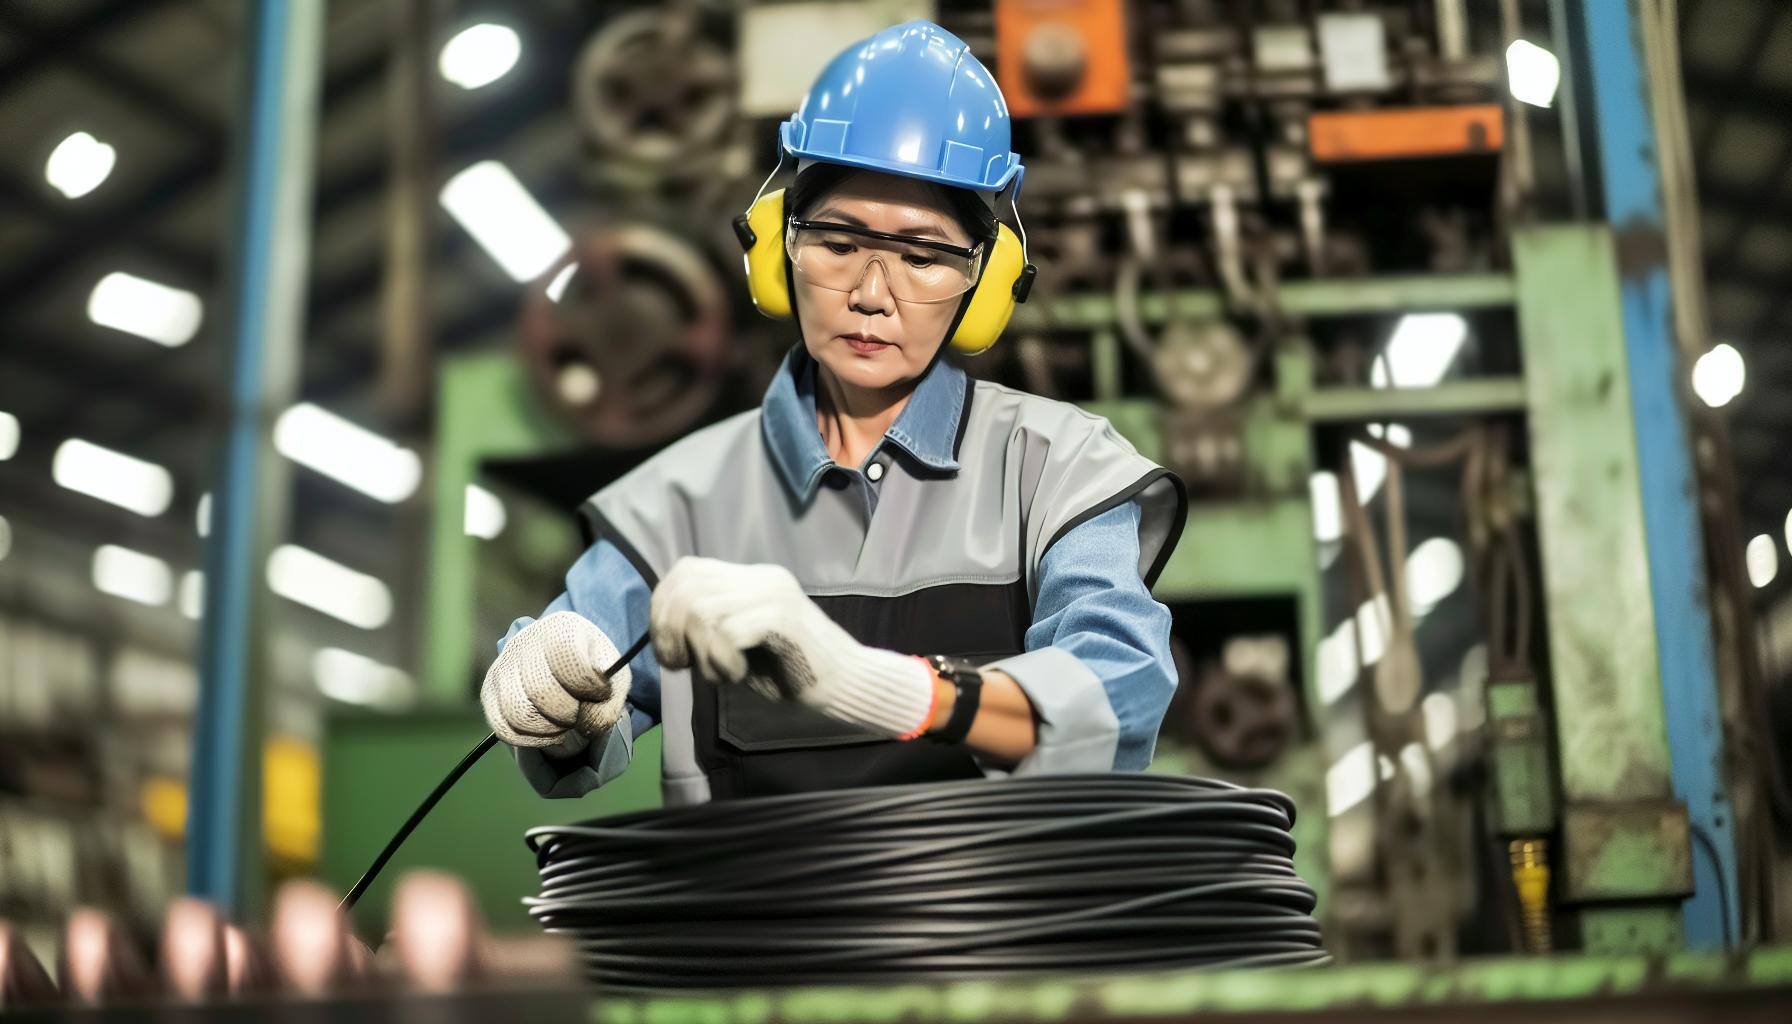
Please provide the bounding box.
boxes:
[995,0,1132,118]
[1308,105,1506,162]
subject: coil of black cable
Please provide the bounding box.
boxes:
[524,773,1327,991]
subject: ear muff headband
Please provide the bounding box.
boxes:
[732,186,1035,355]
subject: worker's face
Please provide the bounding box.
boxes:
[793,171,977,393]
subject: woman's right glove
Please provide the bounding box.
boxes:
[480,611,633,748]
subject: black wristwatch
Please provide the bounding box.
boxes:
[924,654,984,745]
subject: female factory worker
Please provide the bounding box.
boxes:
[480,20,1187,803]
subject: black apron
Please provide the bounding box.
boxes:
[691,579,1031,800]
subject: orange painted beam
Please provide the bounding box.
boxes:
[1309,104,1505,162]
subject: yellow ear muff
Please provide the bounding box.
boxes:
[737,188,792,319]
[949,222,1026,355]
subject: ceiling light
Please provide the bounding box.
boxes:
[1349,423,1411,503]
[87,271,203,347]
[465,483,507,539]
[93,544,173,606]
[1692,342,1744,408]
[267,545,392,629]
[196,493,211,537]
[313,647,415,708]
[179,570,204,619]
[1405,537,1466,614]
[545,263,577,302]
[439,160,570,282]
[1747,533,1777,589]
[1505,39,1560,108]
[0,410,18,460]
[439,23,520,90]
[52,438,174,516]
[45,131,116,199]
[1309,471,1342,543]
[1372,313,1468,388]
[1326,741,1377,817]
[273,403,421,503]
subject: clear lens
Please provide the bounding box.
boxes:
[787,226,980,303]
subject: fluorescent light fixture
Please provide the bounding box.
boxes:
[196,493,211,537]
[1349,423,1410,503]
[45,131,116,199]
[440,160,571,282]
[93,544,173,606]
[273,403,421,503]
[52,438,174,516]
[1422,691,1458,751]
[1316,593,1393,706]
[1692,342,1744,408]
[439,23,520,90]
[1309,471,1341,543]
[313,647,415,708]
[545,262,577,302]
[1372,313,1468,388]
[0,410,18,460]
[1405,537,1465,614]
[465,483,507,539]
[0,514,11,563]
[179,570,204,619]
[1326,741,1377,817]
[1505,39,1560,108]
[1316,621,1359,706]
[267,545,392,629]
[1747,533,1777,589]
[87,271,203,347]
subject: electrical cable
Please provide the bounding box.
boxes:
[338,630,652,911]
[524,774,1328,991]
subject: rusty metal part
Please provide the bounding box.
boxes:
[1152,319,1254,410]
[221,921,271,996]
[0,920,59,1009]
[1188,664,1298,769]
[58,907,154,1006]
[1560,800,1694,904]
[574,7,734,166]
[159,898,227,1002]
[270,880,373,998]
[518,225,731,449]
[389,870,484,993]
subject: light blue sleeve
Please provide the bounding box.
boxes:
[497,539,661,798]
[982,500,1178,772]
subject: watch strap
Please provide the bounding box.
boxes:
[925,655,983,745]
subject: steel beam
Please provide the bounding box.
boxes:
[187,0,322,916]
[1574,0,1739,950]
[1032,273,1515,331]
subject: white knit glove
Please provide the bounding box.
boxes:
[649,557,936,739]
[480,611,633,748]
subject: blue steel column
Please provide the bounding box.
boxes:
[188,0,323,913]
[1577,0,1738,948]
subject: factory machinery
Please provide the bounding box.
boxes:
[8,0,1791,1018]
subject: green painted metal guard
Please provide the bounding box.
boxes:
[588,948,1792,1024]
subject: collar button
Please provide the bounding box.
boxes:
[866,462,885,482]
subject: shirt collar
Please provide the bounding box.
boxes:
[761,345,970,506]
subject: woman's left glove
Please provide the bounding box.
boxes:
[649,557,936,739]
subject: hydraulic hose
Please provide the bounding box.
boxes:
[525,773,1327,990]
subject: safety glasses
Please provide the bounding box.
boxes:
[785,218,984,304]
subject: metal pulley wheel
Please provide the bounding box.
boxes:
[517,224,730,450]
[573,8,734,165]
[1188,663,1298,770]
[1152,319,1254,410]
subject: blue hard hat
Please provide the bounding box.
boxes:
[780,20,1024,199]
